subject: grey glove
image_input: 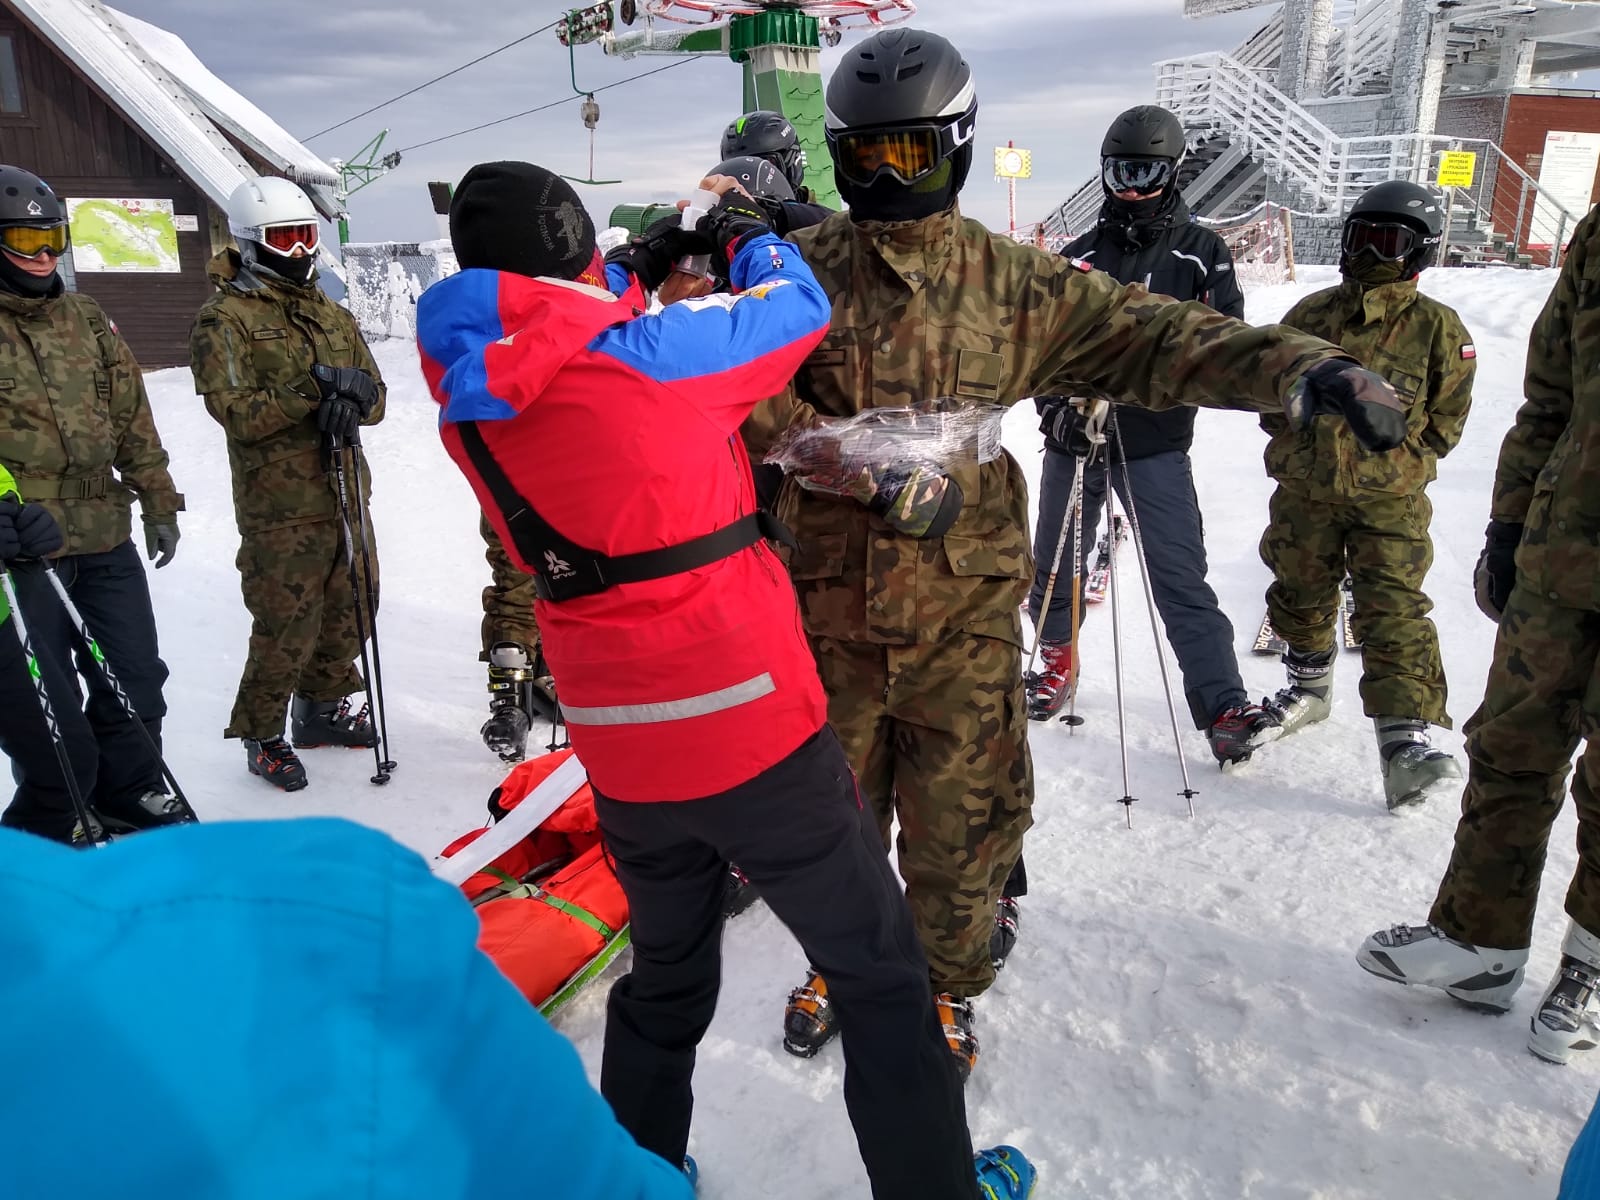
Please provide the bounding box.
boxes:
[1284,359,1408,452]
[143,520,179,569]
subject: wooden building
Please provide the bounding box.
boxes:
[0,0,340,365]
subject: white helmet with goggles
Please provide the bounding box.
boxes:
[227,176,321,273]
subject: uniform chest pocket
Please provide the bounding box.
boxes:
[954,349,1003,401]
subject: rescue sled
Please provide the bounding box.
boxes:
[433,748,630,1017]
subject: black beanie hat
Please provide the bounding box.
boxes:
[449,161,597,280]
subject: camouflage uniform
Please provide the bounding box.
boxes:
[747,205,1347,996]
[1430,206,1600,950]
[479,513,540,660]
[189,249,385,740]
[1266,279,1476,723]
[0,285,183,835]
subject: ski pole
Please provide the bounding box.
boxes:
[0,565,103,845]
[1104,458,1138,828]
[328,434,395,784]
[37,565,198,821]
[1108,408,1197,817]
[1063,453,1088,731]
[1026,453,1084,679]
[341,441,397,776]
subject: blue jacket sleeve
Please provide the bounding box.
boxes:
[1560,1088,1600,1200]
[591,231,830,433]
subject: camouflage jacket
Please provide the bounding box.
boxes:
[190,250,385,535]
[1495,204,1600,610]
[1268,277,1475,499]
[745,205,1347,647]
[0,288,183,557]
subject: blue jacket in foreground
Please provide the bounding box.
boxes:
[0,817,694,1200]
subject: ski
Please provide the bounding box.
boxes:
[1083,513,1128,604]
[1252,612,1287,656]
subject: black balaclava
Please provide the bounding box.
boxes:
[450,161,597,279]
[1101,182,1181,250]
[0,249,62,298]
[246,245,316,287]
[840,149,968,225]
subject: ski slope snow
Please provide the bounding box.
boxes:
[95,263,1598,1195]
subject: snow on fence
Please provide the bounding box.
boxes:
[342,240,458,342]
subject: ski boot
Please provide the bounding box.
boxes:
[1025,641,1075,721]
[96,789,196,834]
[976,1145,1037,1199]
[1374,717,1462,810]
[1207,701,1278,766]
[1356,922,1527,1012]
[482,642,558,763]
[244,736,309,793]
[991,896,1020,971]
[722,863,758,918]
[70,811,106,847]
[1262,646,1336,739]
[290,695,376,749]
[782,969,839,1058]
[1529,922,1600,1065]
[936,992,979,1082]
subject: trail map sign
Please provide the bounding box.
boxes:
[66,198,180,273]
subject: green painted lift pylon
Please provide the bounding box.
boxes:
[331,129,402,245]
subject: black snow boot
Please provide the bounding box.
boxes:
[244,737,309,792]
[291,694,377,749]
[482,642,558,763]
[723,863,759,918]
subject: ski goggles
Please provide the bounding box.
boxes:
[1342,219,1427,261]
[828,110,976,187]
[1101,157,1175,196]
[245,221,320,257]
[0,223,68,259]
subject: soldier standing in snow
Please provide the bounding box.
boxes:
[1025,105,1275,767]
[189,177,384,792]
[1357,201,1600,1066]
[747,28,1415,1077]
[1264,182,1476,809]
[0,165,188,843]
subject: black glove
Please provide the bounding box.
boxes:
[0,498,63,563]
[701,191,772,260]
[1473,519,1522,621]
[604,214,711,292]
[1284,360,1408,452]
[311,365,379,414]
[317,397,363,445]
[143,519,179,569]
[1037,398,1090,456]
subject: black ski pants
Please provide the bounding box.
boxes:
[0,543,168,842]
[1028,445,1246,728]
[593,725,979,1200]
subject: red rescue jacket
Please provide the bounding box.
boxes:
[417,234,830,800]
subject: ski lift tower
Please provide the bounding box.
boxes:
[596,0,918,209]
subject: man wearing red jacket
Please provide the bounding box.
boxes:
[416,162,1031,1200]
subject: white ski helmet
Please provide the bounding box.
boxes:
[226,175,320,260]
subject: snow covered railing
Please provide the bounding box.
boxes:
[1324,0,1398,98]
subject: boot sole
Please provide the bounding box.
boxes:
[1386,771,1463,812]
[1528,1020,1597,1065]
[249,768,308,793]
[1356,950,1519,1012]
[782,1034,834,1059]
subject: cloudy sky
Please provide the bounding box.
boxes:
[112,0,1267,241]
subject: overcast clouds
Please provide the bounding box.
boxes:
[111,0,1266,241]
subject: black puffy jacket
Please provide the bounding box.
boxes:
[1051,196,1245,461]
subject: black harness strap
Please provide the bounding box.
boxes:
[457,421,795,603]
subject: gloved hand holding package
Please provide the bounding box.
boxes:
[765,401,1006,539]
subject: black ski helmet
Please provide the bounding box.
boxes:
[1343,180,1444,278]
[720,111,805,194]
[823,28,977,220]
[0,165,67,229]
[710,155,796,203]
[1100,105,1186,162]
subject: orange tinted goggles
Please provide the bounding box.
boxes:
[830,127,940,187]
[1,224,68,258]
[261,222,319,255]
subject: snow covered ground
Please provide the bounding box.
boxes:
[110,264,1595,1196]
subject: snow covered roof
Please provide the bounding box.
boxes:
[5,0,341,219]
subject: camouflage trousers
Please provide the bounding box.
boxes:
[813,632,1033,998]
[479,514,541,661]
[225,519,377,740]
[1260,487,1449,725]
[1429,584,1600,949]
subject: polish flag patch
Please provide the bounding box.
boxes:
[1068,257,1093,273]
[1461,343,1476,360]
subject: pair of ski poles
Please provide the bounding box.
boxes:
[1027,405,1197,827]
[327,432,398,785]
[0,555,198,847]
